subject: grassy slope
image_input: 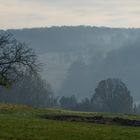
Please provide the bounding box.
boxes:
[0,104,139,140]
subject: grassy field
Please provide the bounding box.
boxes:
[0,104,139,140]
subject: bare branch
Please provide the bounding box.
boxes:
[0,32,40,87]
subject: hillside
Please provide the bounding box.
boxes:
[1,26,140,102]
[0,104,139,139]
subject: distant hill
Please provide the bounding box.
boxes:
[1,26,140,102]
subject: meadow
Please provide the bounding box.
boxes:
[0,104,139,140]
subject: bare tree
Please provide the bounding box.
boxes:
[0,33,39,87]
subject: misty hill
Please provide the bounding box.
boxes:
[8,26,134,53]
[2,26,140,103]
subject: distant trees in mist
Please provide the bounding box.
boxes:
[0,72,57,108]
[59,79,134,114]
[91,79,133,113]
[0,75,135,114]
[60,95,77,110]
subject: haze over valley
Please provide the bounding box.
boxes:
[3,26,140,103]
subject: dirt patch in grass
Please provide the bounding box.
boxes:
[42,115,140,127]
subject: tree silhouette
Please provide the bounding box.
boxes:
[91,78,133,113]
[0,33,39,87]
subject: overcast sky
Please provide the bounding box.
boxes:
[0,0,140,29]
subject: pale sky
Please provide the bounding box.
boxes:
[1,0,140,29]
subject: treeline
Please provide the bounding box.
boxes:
[0,74,57,108]
[1,77,140,114]
[59,95,140,114]
[59,79,134,114]
[59,78,140,114]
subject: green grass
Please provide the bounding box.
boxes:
[0,104,139,140]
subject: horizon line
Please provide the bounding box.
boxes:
[1,25,140,31]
